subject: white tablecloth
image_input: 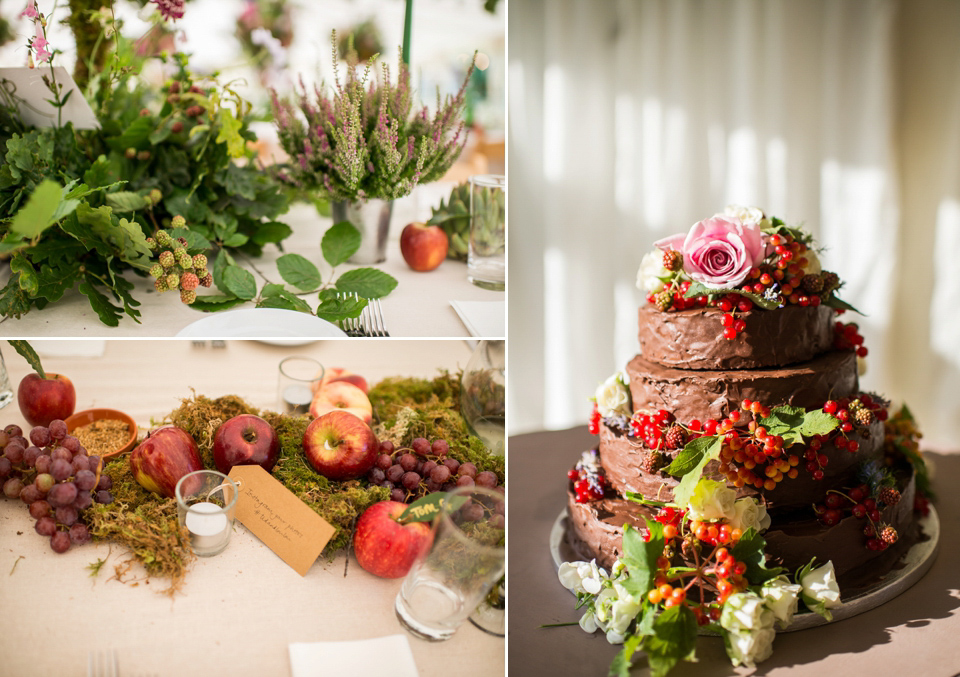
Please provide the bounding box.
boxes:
[0,184,504,338]
[0,340,504,677]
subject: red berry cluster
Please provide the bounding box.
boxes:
[717,295,753,340]
[568,450,607,503]
[645,279,710,312]
[588,404,601,435]
[629,409,684,449]
[643,507,749,620]
[815,483,900,550]
[834,321,869,358]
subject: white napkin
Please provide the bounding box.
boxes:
[289,635,420,677]
[451,300,505,338]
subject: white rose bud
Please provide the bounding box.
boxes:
[687,479,737,523]
[761,576,802,628]
[801,560,842,609]
[725,626,776,667]
[720,592,775,633]
[729,497,772,534]
[724,204,765,226]
[595,373,631,418]
[802,247,822,276]
[636,250,669,294]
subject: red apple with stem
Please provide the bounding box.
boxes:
[302,410,378,480]
[353,501,434,578]
[213,414,281,474]
[323,367,370,394]
[17,373,76,427]
[130,426,204,498]
[400,222,449,272]
[309,381,373,423]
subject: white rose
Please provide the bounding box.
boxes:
[720,592,775,633]
[801,247,822,276]
[729,497,771,534]
[761,576,802,628]
[800,560,841,609]
[636,250,669,293]
[687,479,737,523]
[595,373,631,418]
[724,204,765,226]
[558,560,607,595]
[725,626,776,668]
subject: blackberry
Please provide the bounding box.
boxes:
[880,525,898,545]
[802,274,824,294]
[854,407,874,426]
[664,425,687,450]
[640,450,666,474]
[662,249,683,272]
[877,487,901,506]
[821,271,840,293]
[655,291,673,312]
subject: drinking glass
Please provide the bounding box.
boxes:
[0,349,13,410]
[175,470,238,557]
[278,356,324,415]
[460,340,505,455]
[395,486,506,641]
[467,174,506,290]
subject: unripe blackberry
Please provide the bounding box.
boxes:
[124,147,136,159]
[180,272,199,291]
[158,251,175,269]
[148,189,162,204]
[166,273,180,289]
[200,273,213,288]
[170,215,186,229]
[662,249,682,272]
[639,450,666,474]
[854,408,874,426]
[180,289,197,305]
[177,237,188,246]
[148,264,164,278]
[175,248,192,268]
[186,105,204,117]
[168,81,181,94]
[137,150,151,162]
[140,108,151,117]
[880,525,898,545]
[154,277,168,293]
[171,120,184,134]
[192,254,207,270]
[655,290,673,312]
[167,93,180,104]
[156,230,173,247]
[146,237,157,251]
[821,271,840,293]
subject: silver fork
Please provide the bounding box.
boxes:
[88,649,118,677]
[336,292,365,337]
[362,298,389,337]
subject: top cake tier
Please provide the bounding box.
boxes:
[638,304,835,370]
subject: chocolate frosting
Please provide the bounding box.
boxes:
[626,350,859,424]
[598,418,885,510]
[638,304,836,370]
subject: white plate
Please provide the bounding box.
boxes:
[550,506,940,633]
[175,309,347,339]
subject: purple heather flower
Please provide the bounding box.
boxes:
[152,0,185,21]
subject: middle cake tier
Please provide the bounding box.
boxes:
[626,349,858,424]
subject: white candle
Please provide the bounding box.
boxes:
[185,502,229,552]
[283,384,313,414]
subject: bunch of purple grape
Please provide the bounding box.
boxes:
[366,437,503,504]
[0,421,115,553]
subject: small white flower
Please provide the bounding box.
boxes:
[636,250,670,293]
[579,607,599,633]
[801,247,822,276]
[724,204,765,226]
[595,372,631,418]
[800,560,841,609]
[729,497,771,534]
[725,626,776,667]
[687,479,737,523]
[720,591,775,633]
[558,560,607,595]
[608,581,643,635]
[761,576,802,627]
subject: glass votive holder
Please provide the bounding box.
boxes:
[278,356,324,416]
[175,470,238,557]
[467,174,506,291]
[395,486,506,641]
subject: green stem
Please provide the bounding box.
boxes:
[401,0,413,65]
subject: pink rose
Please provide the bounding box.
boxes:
[655,215,766,289]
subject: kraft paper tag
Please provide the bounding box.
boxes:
[228,465,335,576]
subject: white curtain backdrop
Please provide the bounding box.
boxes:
[508,0,960,450]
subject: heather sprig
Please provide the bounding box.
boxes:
[272,31,475,202]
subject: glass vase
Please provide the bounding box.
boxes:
[460,340,505,455]
[0,348,13,410]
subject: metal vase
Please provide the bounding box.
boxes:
[331,198,394,264]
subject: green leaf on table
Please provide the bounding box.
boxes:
[643,605,698,677]
[221,265,257,300]
[315,288,367,323]
[106,191,148,213]
[188,295,248,313]
[250,221,293,246]
[222,233,249,248]
[35,261,81,303]
[621,521,664,592]
[7,340,45,378]
[212,250,235,291]
[78,278,122,327]
[730,528,784,585]
[0,282,32,320]
[10,180,63,238]
[277,254,322,291]
[216,109,245,158]
[334,268,398,299]
[10,255,38,296]
[257,283,312,313]
[321,221,362,266]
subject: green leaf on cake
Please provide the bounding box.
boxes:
[730,528,784,585]
[824,294,863,315]
[665,436,723,508]
[621,521,664,593]
[642,605,698,677]
[759,405,839,446]
[683,281,781,310]
[609,634,644,677]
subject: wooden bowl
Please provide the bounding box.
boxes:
[65,408,138,459]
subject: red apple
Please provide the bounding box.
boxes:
[17,373,76,427]
[302,410,378,480]
[309,381,373,423]
[213,414,280,474]
[353,501,433,578]
[400,222,448,272]
[323,367,369,394]
[130,426,204,498]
